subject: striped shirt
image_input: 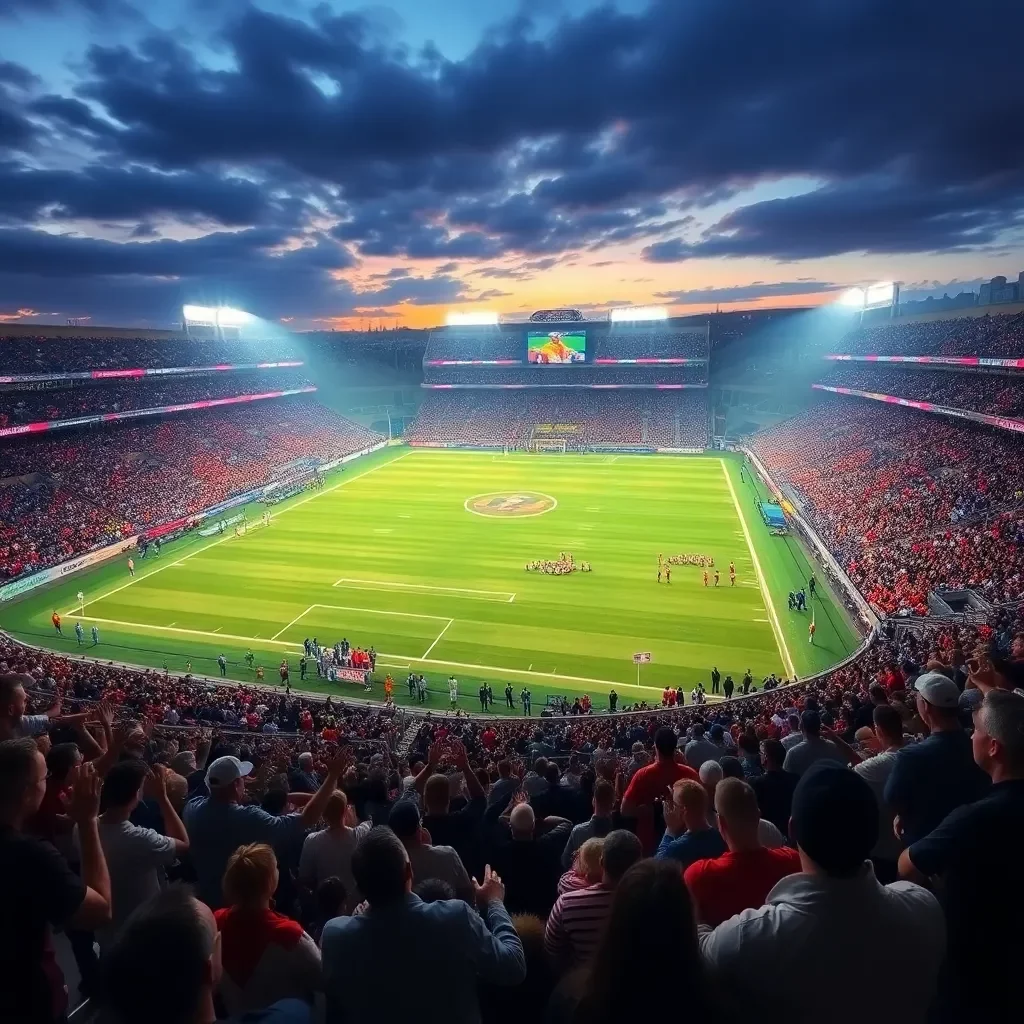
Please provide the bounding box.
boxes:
[544,883,615,970]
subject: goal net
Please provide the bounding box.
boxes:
[529,439,567,453]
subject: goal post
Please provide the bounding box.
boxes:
[529,439,567,453]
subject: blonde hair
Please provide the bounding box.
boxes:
[164,772,188,813]
[578,837,605,882]
[323,789,348,827]
[223,843,278,907]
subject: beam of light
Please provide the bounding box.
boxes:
[445,311,500,326]
[836,287,866,308]
[609,305,669,322]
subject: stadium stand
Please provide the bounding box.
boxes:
[3,308,1024,1024]
[0,371,312,428]
[0,336,303,373]
[408,390,709,449]
[422,365,708,386]
[829,312,1024,357]
[1,595,1021,1020]
[749,396,1024,614]
[0,399,381,582]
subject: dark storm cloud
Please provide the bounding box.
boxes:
[641,177,1024,263]
[0,227,358,322]
[0,164,270,226]
[6,0,1024,321]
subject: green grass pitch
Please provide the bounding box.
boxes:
[1,447,861,714]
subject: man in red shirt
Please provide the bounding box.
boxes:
[684,776,800,926]
[621,727,698,854]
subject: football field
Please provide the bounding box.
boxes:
[1,447,860,713]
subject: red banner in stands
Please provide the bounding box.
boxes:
[824,354,1024,369]
[0,361,303,385]
[812,384,1024,435]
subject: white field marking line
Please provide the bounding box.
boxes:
[64,606,688,696]
[167,622,176,627]
[211,627,222,633]
[313,602,450,622]
[333,578,516,602]
[270,604,317,641]
[64,611,675,693]
[720,458,795,678]
[420,618,454,660]
[508,593,515,603]
[754,617,770,622]
[65,614,302,650]
[62,449,412,616]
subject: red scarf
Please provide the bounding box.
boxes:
[214,907,305,986]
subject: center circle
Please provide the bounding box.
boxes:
[464,491,558,518]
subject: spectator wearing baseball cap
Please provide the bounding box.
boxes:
[781,710,846,776]
[185,752,349,908]
[699,764,946,1024]
[884,672,990,847]
[900,690,1024,1019]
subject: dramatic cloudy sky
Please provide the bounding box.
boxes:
[0,0,1022,329]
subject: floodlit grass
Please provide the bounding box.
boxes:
[2,447,860,714]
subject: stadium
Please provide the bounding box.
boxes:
[2,3,1023,1021]
[1,305,873,709]
[3,279,1024,1022]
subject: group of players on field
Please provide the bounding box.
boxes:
[525,551,592,574]
[657,553,736,587]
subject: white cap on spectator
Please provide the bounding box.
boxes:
[914,672,960,709]
[206,755,253,787]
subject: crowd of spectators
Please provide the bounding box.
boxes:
[830,312,1024,358]
[423,365,709,386]
[750,397,1024,614]
[0,336,303,375]
[1,600,1021,1022]
[0,399,382,582]
[424,332,523,363]
[423,328,710,372]
[0,372,312,429]
[408,391,709,449]
[817,366,1024,418]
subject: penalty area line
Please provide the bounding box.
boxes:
[270,604,317,642]
[420,619,453,660]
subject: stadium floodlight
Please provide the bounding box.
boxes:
[864,281,895,307]
[837,287,866,308]
[214,306,251,326]
[183,304,218,323]
[445,311,500,326]
[182,305,252,326]
[610,305,669,322]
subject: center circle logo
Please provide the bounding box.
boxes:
[465,491,558,518]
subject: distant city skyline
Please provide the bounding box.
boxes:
[0,0,1022,330]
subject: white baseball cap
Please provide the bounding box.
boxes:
[206,755,253,787]
[914,671,961,709]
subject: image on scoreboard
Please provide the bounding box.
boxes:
[527,330,586,364]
